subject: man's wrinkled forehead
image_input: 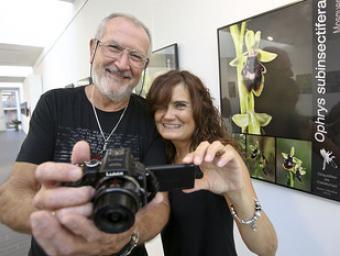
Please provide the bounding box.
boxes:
[102,17,150,54]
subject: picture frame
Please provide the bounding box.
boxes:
[217,0,340,202]
[20,101,30,117]
[135,43,179,97]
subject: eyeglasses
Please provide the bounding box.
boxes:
[97,40,149,69]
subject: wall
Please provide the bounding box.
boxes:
[0,102,5,131]
[21,75,43,133]
[34,0,154,91]
[31,0,339,255]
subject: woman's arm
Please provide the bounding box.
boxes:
[182,141,277,256]
[224,154,277,256]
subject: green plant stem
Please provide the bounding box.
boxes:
[288,172,295,187]
[247,93,260,134]
[230,22,249,117]
[253,164,260,178]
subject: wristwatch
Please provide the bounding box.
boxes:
[113,233,139,256]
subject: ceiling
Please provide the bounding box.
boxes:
[0,0,74,84]
[0,43,43,66]
[0,43,43,83]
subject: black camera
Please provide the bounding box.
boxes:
[67,147,200,234]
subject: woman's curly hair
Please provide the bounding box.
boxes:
[146,70,236,162]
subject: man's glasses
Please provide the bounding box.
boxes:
[97,40,149,69]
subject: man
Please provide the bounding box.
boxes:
[0,13,169,256]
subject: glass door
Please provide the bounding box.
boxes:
[1,89,20,130]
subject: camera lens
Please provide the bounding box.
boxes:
[93,189,139,233]
[107,212,125,223]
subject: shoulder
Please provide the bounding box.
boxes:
[129,94,152,115]
[37,86,86,108]
[130,93,147,107]
[41,86,85,99]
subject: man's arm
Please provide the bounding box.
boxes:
[0,162,39,233]
[30,141,170,256]
[134,192,169,243]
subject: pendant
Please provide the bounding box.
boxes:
[103,141,108,152]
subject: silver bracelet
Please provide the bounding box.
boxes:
[230,198,262,231]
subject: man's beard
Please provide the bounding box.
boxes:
[92,65,136,102]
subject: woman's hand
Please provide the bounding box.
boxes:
[182,140,247,195]
[183,141,278,255]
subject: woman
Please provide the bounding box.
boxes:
[146,70,277,256]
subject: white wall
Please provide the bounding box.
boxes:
[21,75,43,133]
[31,0,340,255]
[34,0,154,91]
[0,102,5,131]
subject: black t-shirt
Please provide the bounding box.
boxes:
[17,86,166,256]
[161,190,237,256]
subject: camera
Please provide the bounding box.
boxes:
[67,147,200,234]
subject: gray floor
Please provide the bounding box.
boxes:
[0,130,31,256]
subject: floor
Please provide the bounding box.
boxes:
[0,130,31,256]
[0,130,164,256]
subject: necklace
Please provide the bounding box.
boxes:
[91,98,128,153]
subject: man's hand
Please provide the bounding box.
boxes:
[30,141,133,256]
[31,209,133,256]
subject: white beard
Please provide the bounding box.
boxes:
[92,66,135,102]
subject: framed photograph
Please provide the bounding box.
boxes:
[135,43,179,97]
[246,134,276,183]
[276,138,312,192]
[20,101,30,117]
[218,0,340,201]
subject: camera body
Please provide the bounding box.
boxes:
[68,148,158,234]
[67,147,200,234]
